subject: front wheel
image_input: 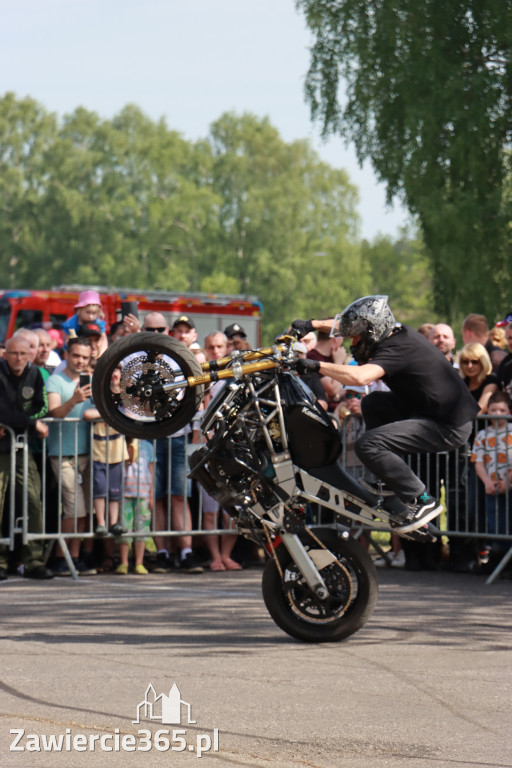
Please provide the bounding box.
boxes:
[262,527,378,643]
[92,333,205,439]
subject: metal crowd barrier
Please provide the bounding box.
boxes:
[1,419,236,579]
[0,426,24,557]
[338,412,512,583]
[1,414,511,583]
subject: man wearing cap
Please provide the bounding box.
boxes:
[79,322,107,366]
[224,323,250,352]
[171,316,198,348]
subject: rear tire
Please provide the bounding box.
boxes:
[262,527,378,643]
[92,333,205,439]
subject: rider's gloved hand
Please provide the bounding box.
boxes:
[296,358,320,375]
[290,319,314,338]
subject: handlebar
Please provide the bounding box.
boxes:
[163,335,298,394]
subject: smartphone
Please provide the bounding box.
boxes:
[79,373,91,388]
[121,300,139,319]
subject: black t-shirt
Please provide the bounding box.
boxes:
[463,372,499,403]
[497,352,512,389]
[369,325,479,426]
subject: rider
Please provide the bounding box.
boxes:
[292,296,479,533]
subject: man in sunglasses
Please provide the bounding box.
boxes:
[142,313,169,335]
[139,312,203,574]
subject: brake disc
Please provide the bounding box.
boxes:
[119,354,184,417]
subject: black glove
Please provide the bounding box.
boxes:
[290,319,314,339]
[296,358,320,375]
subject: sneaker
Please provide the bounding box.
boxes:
[179,552,204,574]
[394,493,442,533]
[24,565,54,580]
[109,523,126,536]
[134,564,149,575]
[151,551,171,573]
[116,563,129,575]
[73,559,97,576]
[95,524,108,537]
[52,559,71,577]
[374,549,406,568]
[477,545,492,566]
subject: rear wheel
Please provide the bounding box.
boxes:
[92,333,205,439]
[262,527,378,643]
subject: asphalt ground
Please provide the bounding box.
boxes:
[0,566,511,768]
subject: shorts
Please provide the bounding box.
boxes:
[49,455,90,519]
[155,435,191,498]
[120,497,151,542]
[93,461,123,500]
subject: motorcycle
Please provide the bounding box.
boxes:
[92,332,437,643]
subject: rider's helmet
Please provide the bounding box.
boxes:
[337,295,400,363]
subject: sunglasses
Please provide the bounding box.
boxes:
[144,327,166,333]
[346,392,363,400]
[460,358,479,365]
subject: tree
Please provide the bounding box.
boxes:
[362,228,432,328]
[206,112,367,339]
[297,0,512,323]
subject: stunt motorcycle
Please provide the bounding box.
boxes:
[92,332,437,643]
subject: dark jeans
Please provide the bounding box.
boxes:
[0,451,45,570]
[356,391,472,501]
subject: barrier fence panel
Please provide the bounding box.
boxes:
[0,425,22,558]
[337,413,512,582]
[3,413,512,582]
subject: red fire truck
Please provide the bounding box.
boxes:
[0,286,262,348]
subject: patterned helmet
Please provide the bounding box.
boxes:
[338,295,400,363]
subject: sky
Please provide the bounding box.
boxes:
[1,0,409,240]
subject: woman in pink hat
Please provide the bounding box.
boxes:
[61,290,106,345]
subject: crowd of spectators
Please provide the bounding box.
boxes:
[1,292,511,581]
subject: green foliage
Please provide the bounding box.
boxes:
[0,92,434,340]
[361,227,433,328]
[297,0,512,324]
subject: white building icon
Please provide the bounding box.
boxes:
[133,682,196,725]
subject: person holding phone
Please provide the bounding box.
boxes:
[45,336,97,576]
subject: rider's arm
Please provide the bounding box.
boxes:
[310,318,338,334]
[314,361,386,387]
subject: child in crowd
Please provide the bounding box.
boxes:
[116,439,154,575]
[84,367,128,555]
[62,290,106,345]
[472,390,512,552]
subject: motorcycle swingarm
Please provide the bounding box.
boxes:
[270,459,389,531]
[297,469,390,530]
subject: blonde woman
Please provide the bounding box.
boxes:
[459,343,499,413]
